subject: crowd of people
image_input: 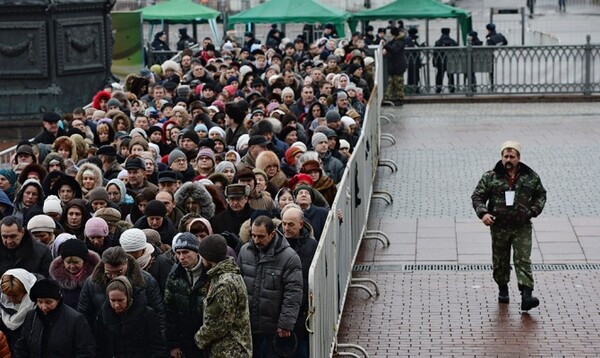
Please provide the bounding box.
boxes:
[0,23,380,357]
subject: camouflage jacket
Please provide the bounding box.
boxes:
[472,161,546,227]
[194,258,252,357]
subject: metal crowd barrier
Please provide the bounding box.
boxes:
[308,44,391,358]
[403,36,600,96]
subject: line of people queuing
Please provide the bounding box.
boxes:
[0,26,376,357]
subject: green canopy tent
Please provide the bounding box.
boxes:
[350,0,472,44]
[228,0,350,38]
[140,0,222,45]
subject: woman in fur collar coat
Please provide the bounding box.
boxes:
[50,239,100,309]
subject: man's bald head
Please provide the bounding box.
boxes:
[282,206,304,239]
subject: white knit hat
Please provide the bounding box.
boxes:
[27,215,55,233]
[119,228,147,252]
[239,65,253,78]
[43,195,63,215]
[281,87,294,97]
[341,116,355,127]
[291,141,308,153]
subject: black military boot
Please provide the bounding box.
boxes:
[498,285,509,303]
[520,287,540,311]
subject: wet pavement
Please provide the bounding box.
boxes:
[337,102,600,357]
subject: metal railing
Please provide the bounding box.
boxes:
[308,45,386,358]
[401,36,600,96]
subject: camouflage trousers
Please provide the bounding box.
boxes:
[385,74,405,101]
[490,223,534,289]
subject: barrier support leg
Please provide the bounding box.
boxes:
[349,283,375,297]
[380,133,396,145]
[372,191,393,204]
[363,230,391,247]
[378,158,398,172]
[351,277,381,296]
[337,343,370,358]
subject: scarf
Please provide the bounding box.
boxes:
[137,243,155,270]
[0,269,37,330]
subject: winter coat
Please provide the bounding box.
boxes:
[237,233,303,334]
[145,248,174,293]
[303,204,329,241]
[49,250,100,309]
[211,204,254,237]
[173,181,216,220]
[77,255,166,336]
[321,151,345,184]
[133,216,177,246]
[433,34,459,69]
[472,161,546,228]
[194,258,252,357]
[96,298,167,358]
[164,262,208,355]
[313,174,337,207]
[0,232,52,278]
[32,127,68,145]
[384,33,408,75]
[14,303,95,358]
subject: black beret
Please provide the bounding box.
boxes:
[43,112,61,122]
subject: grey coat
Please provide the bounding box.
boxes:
[237,233,303,334]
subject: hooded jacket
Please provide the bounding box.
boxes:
[76,163,104,198]
[0,269,37,348]
[236,232,303,334]
[174,181,216,220]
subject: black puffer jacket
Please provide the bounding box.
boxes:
[77,255,166,336]
[15,303,96,357]
[237,232,303,334]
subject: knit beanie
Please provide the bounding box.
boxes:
[196,148,216,164]
[119,228,147,252]
[30,279,62,301]
[60,238,88,261]
[291,141,308,153]
[281,87,294,97]
[171,232,200,252]
[106,98,121,109]
[88,187,109,204]
[181,129,200,145]
[43,195,63,215]
[198,234,228,263]
[311,132,328,148]
[325,110,341,123]
[129,127,148,140]
[341,116,355,127]
[208,126,226,139]
[26,215,55,233]
[85,217,109,237]
[236,134,250,152]
[215,160,235,174]
[168,149,186,166]
[194,124,208,133]
[144,200,167,217]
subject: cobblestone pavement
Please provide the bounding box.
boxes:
[337,102,600,357]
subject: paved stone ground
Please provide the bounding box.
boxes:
[337,102,600,357]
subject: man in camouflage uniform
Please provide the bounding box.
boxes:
[195,234,252,357]
[383,26,407,106]
[472,140,546,311]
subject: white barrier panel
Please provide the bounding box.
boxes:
[308,45,384,357]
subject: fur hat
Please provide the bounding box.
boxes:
[60,238,88,261]
[30,279,62,301]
